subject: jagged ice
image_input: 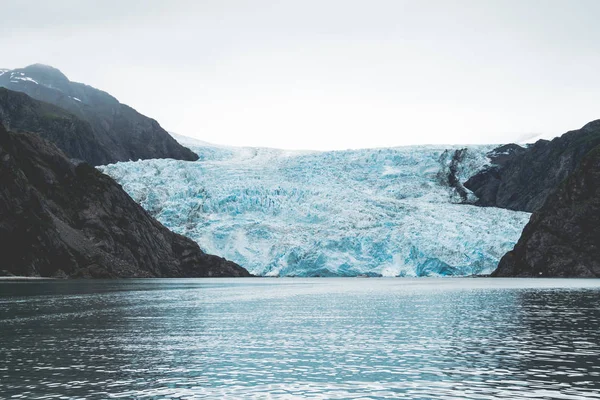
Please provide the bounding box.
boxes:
[99,139,531,277]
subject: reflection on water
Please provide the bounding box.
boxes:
[1,278,600,399]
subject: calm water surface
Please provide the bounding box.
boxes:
[1,278,600,399]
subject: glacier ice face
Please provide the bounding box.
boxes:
[98,141,531,277]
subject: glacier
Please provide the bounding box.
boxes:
[98,138,531,277]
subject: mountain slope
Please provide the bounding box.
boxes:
[0,88,113,165]
[464,120,600,212]
[0,123,249,278]
[0,64,198,165]
[493,144,600,277]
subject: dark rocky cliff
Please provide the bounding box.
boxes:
[0,88,113,165]
[465,121,600,212]
[493,144,600,277]
[0,64,198,165]
[0,124,250,278]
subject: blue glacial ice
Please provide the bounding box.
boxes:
[98,137,531,277]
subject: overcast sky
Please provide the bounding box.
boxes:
[2,0,600,150]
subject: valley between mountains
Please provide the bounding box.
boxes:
[1,64,599,278]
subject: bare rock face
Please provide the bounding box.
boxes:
[465,121,600,212]
[0,64,198,166]
[0,123,250,278]
[493,145,600,277]
[0,88,113,165]
[437,148,476,203]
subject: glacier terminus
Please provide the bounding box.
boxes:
[99,137,531,277]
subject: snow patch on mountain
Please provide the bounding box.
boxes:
[99,141,531,277]
[10,75,38,85]
[5,70,41,85]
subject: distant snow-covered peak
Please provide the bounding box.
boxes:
[0,65,74,94]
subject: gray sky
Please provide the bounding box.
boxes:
[2,0,600,150]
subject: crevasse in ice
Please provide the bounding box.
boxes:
[98,138,531,277]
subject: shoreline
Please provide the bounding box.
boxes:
[0,276,58,281]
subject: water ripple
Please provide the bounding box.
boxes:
[1,278,600,399]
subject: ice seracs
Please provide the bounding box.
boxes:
[99,139,531,277]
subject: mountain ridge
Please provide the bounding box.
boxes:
[0,64,198,166]
[464,120,600,212]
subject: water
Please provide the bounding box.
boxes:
[1,278,600,399]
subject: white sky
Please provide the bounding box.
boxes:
[2,0,600,150]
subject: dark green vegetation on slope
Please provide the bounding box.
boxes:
[0,64,198,165]
[0,123,250,278]
[465,120,600,213]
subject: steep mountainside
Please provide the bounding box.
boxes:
[0,64,198,165]
[493,144,600,277]
[0,124,249,278]
[465,120,600,212]
[0,88,113,165]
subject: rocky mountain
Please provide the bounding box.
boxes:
[0,123,250,278]
[0,64,198,165]
[0,88,113,165]
[464,121,600,212]
[493,143,600,277]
